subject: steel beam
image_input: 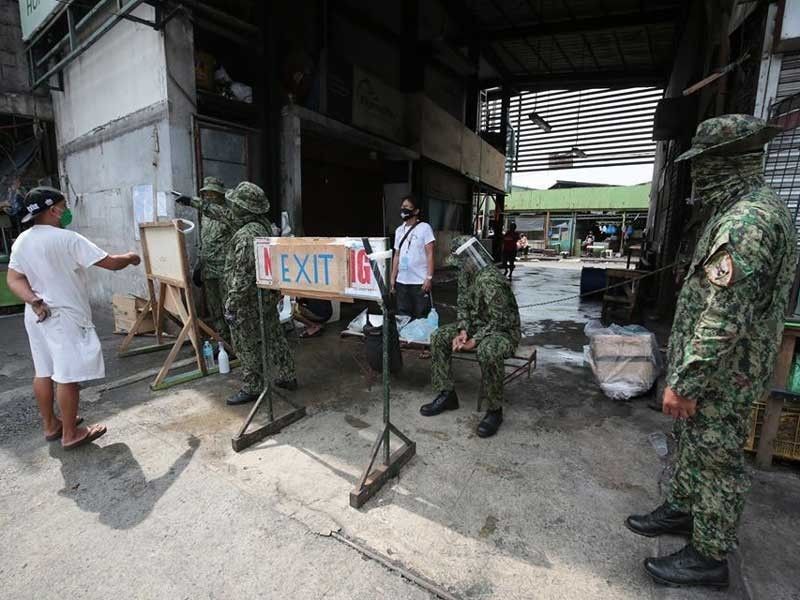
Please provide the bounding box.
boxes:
[476,8,678,42]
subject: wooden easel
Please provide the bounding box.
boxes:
[119,220,234,390]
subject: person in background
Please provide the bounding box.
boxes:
[293,297,333,338]
[517,233,529,258]
[7,187,141,449]
[186,176,231,341]
[501,222,520,279]
[390,195,435,319]
[421,236,520,438]
[625,115,796,588]
[581,231,595,256]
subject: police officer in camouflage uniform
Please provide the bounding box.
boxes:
[188,176,231,341]
[626,115,796,588]
[421,235,521,438]
[179,182,297,406]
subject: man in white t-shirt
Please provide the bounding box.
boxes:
[7,187,141,450]
[390,195,436,319]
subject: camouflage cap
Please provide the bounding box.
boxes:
[675,114,783,162]
[199,176,226,195]
[225,181,270,214]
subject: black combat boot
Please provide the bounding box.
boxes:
[227,389,259,406]
[274,378,298,391]
[625,502,693,537]
[477,408,503,438]
[420,390,459,416]
[644,544,729,588]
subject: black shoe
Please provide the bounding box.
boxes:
[274,378,298,391]
[477,408,503,438]
[420,390,459,416]
[626,502,693,538]
[227,389,259,406]
[644,544,729,588]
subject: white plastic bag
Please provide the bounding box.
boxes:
[399,318,437,344]
[346,309,410,334]
[584,319,660,400]
[230,82,253,103]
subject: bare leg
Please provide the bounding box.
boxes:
[56,383,89,446]
[33,377,59,437]
[294,313,323,336]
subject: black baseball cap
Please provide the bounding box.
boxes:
[22,186,65,223]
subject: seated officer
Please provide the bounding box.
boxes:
[420,236,521,438]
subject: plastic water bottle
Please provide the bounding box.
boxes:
[427,307,439,328]
[203,340,215,370]
[217,342,230,374]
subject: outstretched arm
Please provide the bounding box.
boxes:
[95,252,140,271]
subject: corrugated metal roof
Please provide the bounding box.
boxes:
[505,183,651,211]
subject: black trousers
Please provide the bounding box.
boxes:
[501,251,516,273]
[395,283,430,319]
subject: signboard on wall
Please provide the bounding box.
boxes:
[19,0,61,41]
[352,66,405,144]
[255,237,388,301]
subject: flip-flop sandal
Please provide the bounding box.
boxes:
[300,328,323,339]
[44,416,85,442]
[62,424,107,450]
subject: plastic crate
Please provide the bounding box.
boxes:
[745,401,800,462]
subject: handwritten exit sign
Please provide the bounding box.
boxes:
[255,237,388,301]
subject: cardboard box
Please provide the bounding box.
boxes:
[590,334,656,385]
[112,294,154,335]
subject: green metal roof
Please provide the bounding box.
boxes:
[505,183,651,212]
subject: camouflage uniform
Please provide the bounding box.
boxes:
[222,182,296,394]
[431,247,521,410]
[189,176,231,340]
[665,115,797,560]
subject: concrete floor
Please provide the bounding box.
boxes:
[1,260,798,600]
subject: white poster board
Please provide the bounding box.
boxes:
[141,222,189,285]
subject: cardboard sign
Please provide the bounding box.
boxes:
[255,237,388,301]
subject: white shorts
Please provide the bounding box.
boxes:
[24,307,105,383]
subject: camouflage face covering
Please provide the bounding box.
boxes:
[690,152,765,209]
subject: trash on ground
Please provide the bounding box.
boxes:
[648,432,669,457]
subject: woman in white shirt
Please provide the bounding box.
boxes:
[390,195,435,319]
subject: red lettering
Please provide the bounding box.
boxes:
[263,246,272,278]
[357,250,371,284]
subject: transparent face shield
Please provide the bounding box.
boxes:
[452,237,494,273]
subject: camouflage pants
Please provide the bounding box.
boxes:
[667,397,751,559]
[230,293,296,394]
[431,323,516,411]
[204,277,229,342]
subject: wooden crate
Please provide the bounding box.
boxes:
[745,401,800,462]
[112,294,155,335]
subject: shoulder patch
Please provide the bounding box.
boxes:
[703,250,736,287]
